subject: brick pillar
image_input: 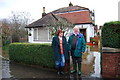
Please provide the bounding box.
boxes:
[102,47,120,78]
[117,54,120,75]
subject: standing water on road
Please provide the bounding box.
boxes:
[1,45,101,79]
[70,45,101,78]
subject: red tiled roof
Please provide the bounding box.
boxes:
[26,6,93,28]
[56,10,92,24]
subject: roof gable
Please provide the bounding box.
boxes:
[26,13,59,28]
[26,13,72,28]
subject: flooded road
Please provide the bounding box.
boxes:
[1,45,102,79]
[2,58,11,78]
[2,58,68,78]
[70,46,101,78]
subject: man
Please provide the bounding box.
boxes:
[68,26,86,75]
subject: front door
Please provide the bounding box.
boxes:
[80,29,86,41]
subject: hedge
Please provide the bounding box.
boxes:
[101,21,120,48]
[9,43,55,68]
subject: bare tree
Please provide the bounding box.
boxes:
[1,19,11,45]
[9,11,33,42]
[0,21,2,46]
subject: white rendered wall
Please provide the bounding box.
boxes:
[28,28,34,43]
[28,24,94,43]
[76,24,94,42]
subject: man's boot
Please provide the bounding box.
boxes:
[70,63,77,74]
[78,63,81,75]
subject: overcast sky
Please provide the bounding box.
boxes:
[0,0,119,26]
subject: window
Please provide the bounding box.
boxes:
[48,28,52,40]
[33,28,38,40]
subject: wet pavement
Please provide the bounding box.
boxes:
[2,58,66,78]
[1,45,102,79]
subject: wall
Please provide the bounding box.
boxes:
[28,28,34,43]
[28,24,94,43]
[102,47,120,78]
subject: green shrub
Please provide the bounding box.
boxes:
[101,21,120,48]
[9,43,55,68]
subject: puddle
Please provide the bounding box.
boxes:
[90,52,101,78]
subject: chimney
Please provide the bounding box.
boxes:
[42,7,46,17]
[69,2,73,6]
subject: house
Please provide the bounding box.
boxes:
[26,3,95,43]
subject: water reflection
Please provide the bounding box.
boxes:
[83,47,101,77]
[91,52,101,78]
[81,48,94,75]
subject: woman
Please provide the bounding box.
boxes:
[51,30,69,75]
